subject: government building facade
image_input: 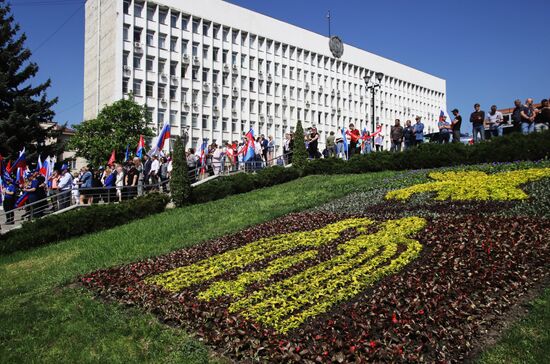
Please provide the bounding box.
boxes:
[84,0,446,152]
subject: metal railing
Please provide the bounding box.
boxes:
[1,153,293,232]
[0,180,170,233]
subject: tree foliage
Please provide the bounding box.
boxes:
[0,1,59,161]
[68,98,154,166]
[170,136,191,207]
[292,120,308,170]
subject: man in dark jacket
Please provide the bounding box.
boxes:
[470,103,485,143]
[390,119,404,152]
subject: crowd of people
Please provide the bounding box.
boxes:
[2,98,549,228]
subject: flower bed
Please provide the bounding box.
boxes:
[81,164,550,362]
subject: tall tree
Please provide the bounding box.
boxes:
[292,120,308,170]
[0,1,59,161]
[68,98,154,167]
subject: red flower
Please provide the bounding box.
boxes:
[392,312,398,324]
[370,341,376,348]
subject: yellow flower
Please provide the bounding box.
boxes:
[147,216,426,333]
[385,168,550,201]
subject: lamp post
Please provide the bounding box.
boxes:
[363,72,384,135]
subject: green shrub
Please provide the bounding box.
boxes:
[191,167,300,204]
[1,193,169,255]
[292,120,308,170]
[170,136,191,207]
[305,131,550,175]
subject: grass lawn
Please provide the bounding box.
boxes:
[0,172,402,363]
[478,288,550,364]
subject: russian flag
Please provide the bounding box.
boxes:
[136,135,145,158]
[439,108,452,123]
[38,155,48,177]
[196,139,208,175]
[124,144,130,162]
[16,191,30,208]
[341,128,348,153]
[243,129,256,162]
[11,148,26,172]
[150,120,171,156]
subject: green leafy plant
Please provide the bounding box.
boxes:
[291,120,308,170]
[170,136,191,207]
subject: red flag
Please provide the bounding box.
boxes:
[108,150,116,166]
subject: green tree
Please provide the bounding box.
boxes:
[170,136,191,207]
[292,120,307,170]
[68,98,154,167]
[0,1,59,161]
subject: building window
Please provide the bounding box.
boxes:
[123,25,130,41]
[122,78,129,93]
[123,52,129,67]
[170,61,177,76]
[170,37,177,52]
[192,115,198,128]
[133,55,142,69]
[133,80,142,96]
[181,40,188,54]
[159,10,167,24]
[146,56,154,71]
[146,81,154,97]
[202,45,209,60]
[134,3,143,18]
[202,22,210,36]
[170,86,177,100]
[123,0,130,14]
[192,19,200,34]
[202,69,209,82]
[158,86,165,99]
[170,111,177,125]
[182,16,189,30]
[146,30,154,47]
[213,24,220,39]
[212,47,219,62]
[191,67,199,81]
[133,27,142,43]
[202,115,208,129]
[147,5,155,21]
[171,13,179,28]
[192,42,199,57]
[159,34,167,49]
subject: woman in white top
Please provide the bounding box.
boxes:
[115,165,125,202]
[212,144,223,175]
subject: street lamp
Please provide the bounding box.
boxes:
[363,71,384,134]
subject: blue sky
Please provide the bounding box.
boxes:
[10,0,550,131]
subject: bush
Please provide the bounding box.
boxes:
[292,120,308,170]
[305,131,550,175]
[191,166,300,204]
[1,193,169,255]
[170,136,192,207]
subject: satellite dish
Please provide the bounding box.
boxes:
[329,36,344,58]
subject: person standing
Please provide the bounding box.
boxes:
[125,162,139,199]
[520,98,536,135]
[2,178,16,224]
[307,127,320,159]
[142,154,152,189]
[390,119,404,152]
[470,103,486,143]
[267,136,275,165]
[534,99,550,133]
[451,109,462,143]
[334,130,344,159]
[511,99,523,133]
[325,131,336,157]
[260,134,269,164]
[115,164,125,202]
[485,105,504,137]
[149,155,160,188]
[283,133,291,164]
[403,120,414,150]
[159,157,169,189]
[413,116,425,145]
[348,123,360,157]
[57,165,73,209]
[438,115,451,143]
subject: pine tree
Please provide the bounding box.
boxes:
[0,1,59,161]
[170,136,191,207]
[292,120,308,170]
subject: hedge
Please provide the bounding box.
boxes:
[0,193,170,255]
[303,130,550,175]
[191,166,301,204]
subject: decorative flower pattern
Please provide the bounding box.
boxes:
[385,168,550,201]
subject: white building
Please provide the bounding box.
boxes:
[84,0,446,152]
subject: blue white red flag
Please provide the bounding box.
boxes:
[124,144,130,162]
[439,108,452,123]
[150,120,171,156]
[341,128,348,153]
[243,129,256,162]
[136,135,145,158]
[16,191,30,208]
[11,148,26,172]
[196,139,209,175]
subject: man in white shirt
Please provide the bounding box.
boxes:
[150,155,160,187]
[485,105,504,137]
[57,165,73,209]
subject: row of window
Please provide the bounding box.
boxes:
[122,1,443,100]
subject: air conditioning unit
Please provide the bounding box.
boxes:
[203,82,209,91]
[260,114,265,121]
[182,54,190,64]
[267,74,272,81]
[305,102,310,109]
[283,118,288,124]
[305,83,310,90]
[337,90,341,97]
[331,90,335,96]
[212,84,219,94]
[232,110,237,116]
[213,106,219,111]
[258,71,264,78]
[160,73,168,81]
[268,116,273,122]
[123,65,131,71]
[223,64,229,72]
[192,102,199,109]
[331,108,336,114]
[232,64,238,70]
[134,41,142,48]
[182,102,190,109]
[193,56,200,64]
[319,86,323,92]
[171,74,178,80]
[337,108,342,113]
[160,98,167,104]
